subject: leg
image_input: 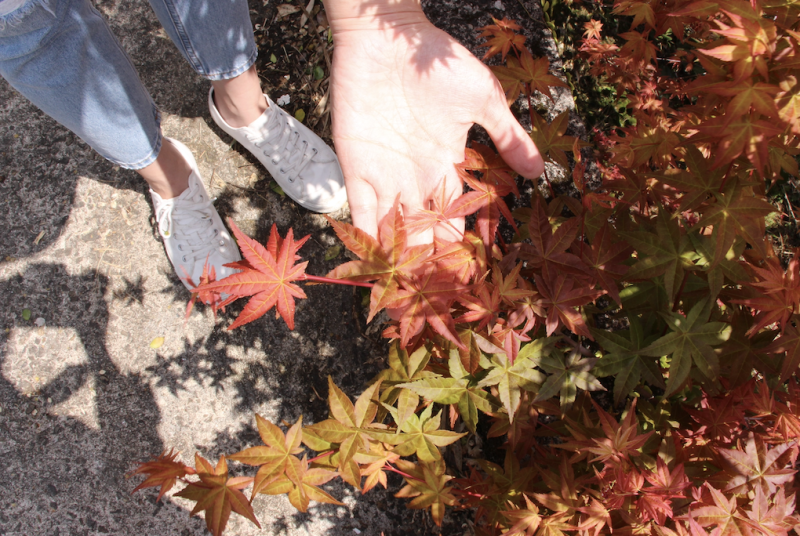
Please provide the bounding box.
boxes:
[0,0,240,289]
[146,0,265,127]
[0,0,193,198]
[148,0,348,213]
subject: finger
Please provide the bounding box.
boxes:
[345,177,379,239]
[478,81,545,180]
[432,167,466,244]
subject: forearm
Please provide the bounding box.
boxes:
[321,0,427,32]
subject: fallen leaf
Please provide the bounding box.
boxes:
[324,245,341,261]
[21,309,31,321]
[276,4,300,18]
[150,337,165,349]
[294,109,306,122]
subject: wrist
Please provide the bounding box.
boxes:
[322,0,428,34]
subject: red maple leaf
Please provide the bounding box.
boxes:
[387,266,467,349]
[183,258,236,320]
[458,143,520,195]
[519,196,588,281]
[130,448,194,501]
[689,484,760,536]
[428,231,487,285]
[717,432,798,496]
[536,272,603,339]
[580,223,631,306]
[477,17,526,60]
[195,220,309,330]
[733,250,800,336]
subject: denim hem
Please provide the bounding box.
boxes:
[110,106,163,170]
[202,46,257,81]
[0,0,54,30]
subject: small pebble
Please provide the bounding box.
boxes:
[34,317,45,327]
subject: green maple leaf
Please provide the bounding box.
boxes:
[399,349,499,433]
[477,337,555,421]
[301,377,382,489]
[366,404,466,463]
[696,178,776,265]
[620,208,696,306]
[639,298,732,397]
[688,233,749,300]
[718,309,778,387]
[534,349,604,412]
[374,342,436,425]
[656,145,726,213]
[529,111,588,169]
[592,316,666,406]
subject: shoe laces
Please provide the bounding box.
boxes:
[156,191,223,264]
[250,107,317,182]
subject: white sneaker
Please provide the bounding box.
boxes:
[208,88,347,213]
[150,138,242,291]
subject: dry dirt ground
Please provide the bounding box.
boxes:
[0,1,577,535]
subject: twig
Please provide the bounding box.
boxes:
[298,3,332,72]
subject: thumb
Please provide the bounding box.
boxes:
[478,84,545,180]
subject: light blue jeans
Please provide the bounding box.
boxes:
[0,0,257,169]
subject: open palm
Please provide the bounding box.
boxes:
[329,20,544,245]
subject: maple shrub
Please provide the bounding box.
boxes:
[131,2,800,535]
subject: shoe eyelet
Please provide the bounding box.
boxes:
[312,148,318,155]
[213,229,219,237]
[177,244,183,251]
[271,158,278,165]
[279,168,285,174]
[219,240,225,246]
[182,255,188,263]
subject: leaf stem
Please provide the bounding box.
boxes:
[543,167,556,198]
[302,274,374,288]
[718,161,735,193]
[385,464,422,482]
[308,450,335,464]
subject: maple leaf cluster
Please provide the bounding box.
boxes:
[132,5,800,535]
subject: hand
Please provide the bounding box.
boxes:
[327,11,544,245]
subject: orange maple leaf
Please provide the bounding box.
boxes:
[130,448,194,501]
[326,199,432,320]
[174,454,260,536]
